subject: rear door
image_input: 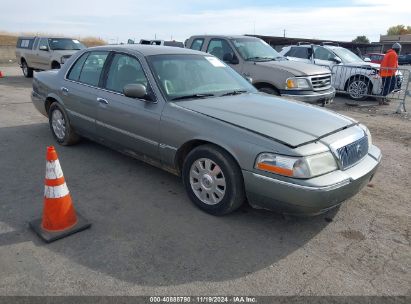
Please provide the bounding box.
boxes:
[62,51,109,137]
[27,38,40,66]
[96,52,163,159]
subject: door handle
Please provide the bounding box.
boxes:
[61,87,69,95]
[97,97,109,105]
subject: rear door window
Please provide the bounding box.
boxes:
[67,52,89,81]
[190,38,204,51]
[287,47,310,59]
[78,52,109,87]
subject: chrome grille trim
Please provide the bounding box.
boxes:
[336,136,369,170]
[309,74,332,91]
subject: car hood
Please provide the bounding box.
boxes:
[256,60,330,76]
[176,93,356,147]
[344,61,380,69]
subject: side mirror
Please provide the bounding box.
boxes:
[123,84,151,101]
[223,53,239,64]
[331,56,342,64]
[363,57,371,62]
[39,45,49,51]
[244,75,253,83]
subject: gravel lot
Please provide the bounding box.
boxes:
[0,64,410,296]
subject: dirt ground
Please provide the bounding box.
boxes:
[0,64,410,296]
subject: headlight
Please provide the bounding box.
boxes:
[286,77,311,90]
[255,152,338,179]
[359,124,372,147]
[61,56,69,64]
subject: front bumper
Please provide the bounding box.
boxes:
[280,87,336,104]
[243,145,381,216]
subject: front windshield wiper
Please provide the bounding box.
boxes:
[171,93,214,101]
[245,56,275,62]
[221,90,248,96]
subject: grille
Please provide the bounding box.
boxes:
[336,136,369,170]
[310,74,332,91]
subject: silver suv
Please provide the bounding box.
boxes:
[186,35,335,105]
[280,43,397,100]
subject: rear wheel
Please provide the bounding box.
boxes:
[182,144,245,215]
[347,77,371,101]
[21,60,33,78]
[48,103,80,145]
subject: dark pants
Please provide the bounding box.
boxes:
[381,76,397,96]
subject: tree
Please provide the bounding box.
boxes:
[387,25,411,35]
[352,36,370,43]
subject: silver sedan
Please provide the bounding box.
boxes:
[31,45,381,215]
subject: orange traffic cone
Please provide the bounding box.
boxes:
[30,146,91,243]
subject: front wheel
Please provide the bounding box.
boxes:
[347,77,371,101]
[51,62,61,69]
[48,103,80,145]
[182,144,245,215]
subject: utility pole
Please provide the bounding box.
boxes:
[283,29,286,38]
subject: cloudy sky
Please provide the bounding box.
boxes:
[1,0,410,43]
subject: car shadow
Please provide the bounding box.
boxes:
[0,123,337,286]
[0,75,32,89]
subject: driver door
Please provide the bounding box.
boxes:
[96,52,163,160]
[206,38,241,73]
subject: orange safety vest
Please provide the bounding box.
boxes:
[380,49,398,77]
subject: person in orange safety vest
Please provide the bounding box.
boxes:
[379,43,401,105]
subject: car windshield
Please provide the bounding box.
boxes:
[48,38,85,51]
[148,54,257,101]
[231,38,285,61]
[332,47,364,63]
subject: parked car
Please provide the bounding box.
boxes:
[186,35,335,105]
[364,53,384,64]
[15,36,85,78]
[31,45,381,216]
[281,43,401,100]
[398,54,411,65]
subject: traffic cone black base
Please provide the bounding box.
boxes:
[30,213,91,243]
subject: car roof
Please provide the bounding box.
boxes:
[288,44,342,49]
[85,44,206,56]
[189,35,259,40]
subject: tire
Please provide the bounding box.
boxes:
[51,62,61,69]
[182,144,245,215]
[48,103,80,145]
[258,86,280,96]
[21,60,33,78]
[347,77,371,101]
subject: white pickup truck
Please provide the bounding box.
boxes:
[15,37,85,78]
